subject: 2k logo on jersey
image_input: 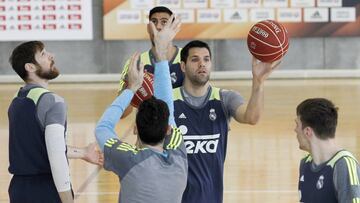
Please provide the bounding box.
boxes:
[183,133,220,154]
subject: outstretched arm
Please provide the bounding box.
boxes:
[151,14,181,126]
[234,57,281,124]
[95,53,144,151]
[66,143,103,166]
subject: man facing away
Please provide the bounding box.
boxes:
[8,41,103,203]
[295,98,360,203]
[95,15,188,203]
[174,40,281,203]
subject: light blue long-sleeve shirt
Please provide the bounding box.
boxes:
[95,60,175,151]
[154,60,175,127]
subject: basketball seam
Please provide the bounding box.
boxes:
[132,93,143,107]
[143,78,153,95]
[251,21,289,60]
[248,32,282,48]
[259,21,284,58]
[250,41,289,56]
[260,21,286,46]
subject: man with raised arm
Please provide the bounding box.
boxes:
[95,15,187,203]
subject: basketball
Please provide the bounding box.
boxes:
[247,20,289,63]
[128,71,154,108]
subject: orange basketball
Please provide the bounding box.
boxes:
[125,72,154,108]
[247,20,289,63]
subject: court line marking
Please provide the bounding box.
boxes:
[75,190,298,196]
[74,166,102,200]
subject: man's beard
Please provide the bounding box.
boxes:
[35,61,59,80]
[187,72,210,87]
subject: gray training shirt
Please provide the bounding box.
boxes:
[22,84,67,129]
[103,128,188,203]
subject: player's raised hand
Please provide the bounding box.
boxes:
[149,14,181,61]
[252,57,281,83]
[127,52,144,92]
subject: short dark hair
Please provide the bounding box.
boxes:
[181,40,212,63]
[149,6,173,19]
[9,41,44,81]
[296,98,338,139]
[136,96,169,145]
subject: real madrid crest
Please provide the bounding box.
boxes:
[209,108,217,121]
[316,175,324,190]
[170,72,177,84]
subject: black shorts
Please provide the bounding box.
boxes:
[8,174,63,203]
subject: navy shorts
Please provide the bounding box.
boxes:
[8,174,63,203]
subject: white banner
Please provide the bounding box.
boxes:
[291,0,315,7]
[0,0,93,41]
[211,0,235,8]
[236,0,261,8]
[173,9,195,23]
[223,9,248,22]
[318,0,342,7]
[130,0,154,9]
[331,7,356,22]
[156,0,182,8]
[250,8,275,22]
[197,9,222,23]
[117,10,142,24]
[277,8,302,22]
[263,0,288,8]
[304,8,329,22]
[183,0,208,8]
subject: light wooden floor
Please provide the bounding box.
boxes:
[1,79,360,203]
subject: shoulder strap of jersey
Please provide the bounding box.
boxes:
[209,86,221,101]
[173,87,183,101]
[303,153,313,163]
[327,150,358,168]
[26,87,50,105]
[141,51,151,66]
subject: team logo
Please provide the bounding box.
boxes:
[179,113,187,119]
[300,175,304,182]
[178,125,188,135]
[311,11,322,19]
[209,108,216,121]
[170,72,177,84]
[316,175,324,189]
[231,12,241,20]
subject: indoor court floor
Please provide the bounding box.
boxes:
[1,78,360,202]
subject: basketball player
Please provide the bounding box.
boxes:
[296,98,360,202]
[174,40,281,203]
[95,15,187,203]
[8,41,103,203]
[118,6,183,118]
